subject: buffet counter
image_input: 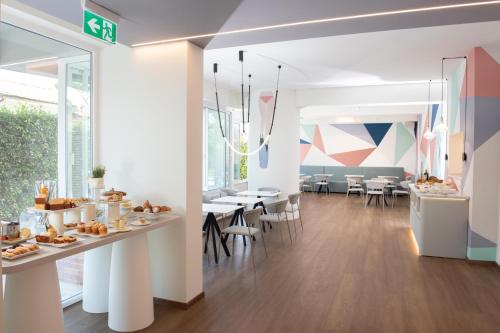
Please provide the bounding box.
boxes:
[409,184,469,259]
[1,215,180,333]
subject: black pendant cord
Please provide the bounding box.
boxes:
[213,63,225,138]
[441,58,448,160]
[247,74,251,125]
[239,50,245,133]
[268,65,282,136]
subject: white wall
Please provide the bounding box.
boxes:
[296,82,442,108]
[97,41,203,303]
[248,89,300,195]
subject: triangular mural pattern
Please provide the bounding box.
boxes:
[300,122,416,174]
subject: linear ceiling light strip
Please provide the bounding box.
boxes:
[132,1,500,47]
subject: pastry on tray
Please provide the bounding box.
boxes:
[101,188,127,202]
[133,200,172,214]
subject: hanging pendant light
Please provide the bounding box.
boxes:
[213,52,282,156]
[424,80,436,140]
[434,58,448,133]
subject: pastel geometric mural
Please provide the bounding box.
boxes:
[458,47,500,262]
[300,122,417,176]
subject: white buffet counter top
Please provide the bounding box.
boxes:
[2,215,179,274]
[409,184,469,259]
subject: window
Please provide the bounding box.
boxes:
[203,107,247,190]
[0,22,92,306]
[203,107,229,190]
[232,122,248,182]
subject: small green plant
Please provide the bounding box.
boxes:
[92,165,106,178]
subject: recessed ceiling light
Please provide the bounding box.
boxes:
[132,1,500,47]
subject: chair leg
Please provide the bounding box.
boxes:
[291,206,297,237]
[285,216,293,244]
[298,209,304,231]
[278,217,284,244]
[261,231,268,258]
[249,235,256,273]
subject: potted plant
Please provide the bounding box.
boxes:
[88,165,106,189]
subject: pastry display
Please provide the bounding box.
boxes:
[77,220,108,236]
[53,236,77,244]
[64,223,78,229]
[2,244,40,260]
[35,224,58,243]
[101,188,127,202]
[133,200,171,215]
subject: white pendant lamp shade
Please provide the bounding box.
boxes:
[424,129,435,140]
[434,120,448,133]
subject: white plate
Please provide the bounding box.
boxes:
[1,236,35,246]
[114,227,132,233]
[2,248,41,260]
[133,211,171,220]
[76,231,116,238]
[29,238,82,248]
[131,220,151,226]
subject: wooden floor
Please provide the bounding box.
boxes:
[64,193,500,333]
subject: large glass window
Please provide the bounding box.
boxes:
[203,107,247,190]
[203,107,229,190]
[0,22,92,306]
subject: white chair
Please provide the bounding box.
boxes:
[365,181,386,210]
[259,199,293,244]
[286,192,303,233]
[392,181,410,207]
[220,187,238,196]
[218,207,267,271]
[346,177,364,199]
[300,176,312,192]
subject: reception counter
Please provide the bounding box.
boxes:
[409,184,469,259]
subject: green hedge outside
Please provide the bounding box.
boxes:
[0,103,57,221]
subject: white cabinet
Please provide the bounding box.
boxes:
[409,185,469,259]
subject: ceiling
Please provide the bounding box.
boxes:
[0,22,89,74]
[204,21,500,90]
[10,0,500,48]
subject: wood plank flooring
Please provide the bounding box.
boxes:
[64,193,500,332]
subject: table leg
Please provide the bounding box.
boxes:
[207,213,230,260]
[108,233,154,332]
[83,244,112,313]
[4,262,64,333]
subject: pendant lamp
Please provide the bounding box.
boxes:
[423,80,435,140]
[434,58,448,133]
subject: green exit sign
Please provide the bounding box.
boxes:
[83,9,116,44]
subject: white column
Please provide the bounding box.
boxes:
[82,244,112,313]
[248,89,300,196]
[97,41,203,304]
[108,234,154,332]
[4,262,63,333]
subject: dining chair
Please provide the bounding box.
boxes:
[259,199,293,244]
[346,177,364,200]
[300,175,312,192]
[392,181,410,207]
[220,187,238,196]
[218,207,267,272]
[286,192,303,233]
[365,181,386,210]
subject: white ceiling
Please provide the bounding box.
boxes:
[11,0,500,48]
[204,20,500,90]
